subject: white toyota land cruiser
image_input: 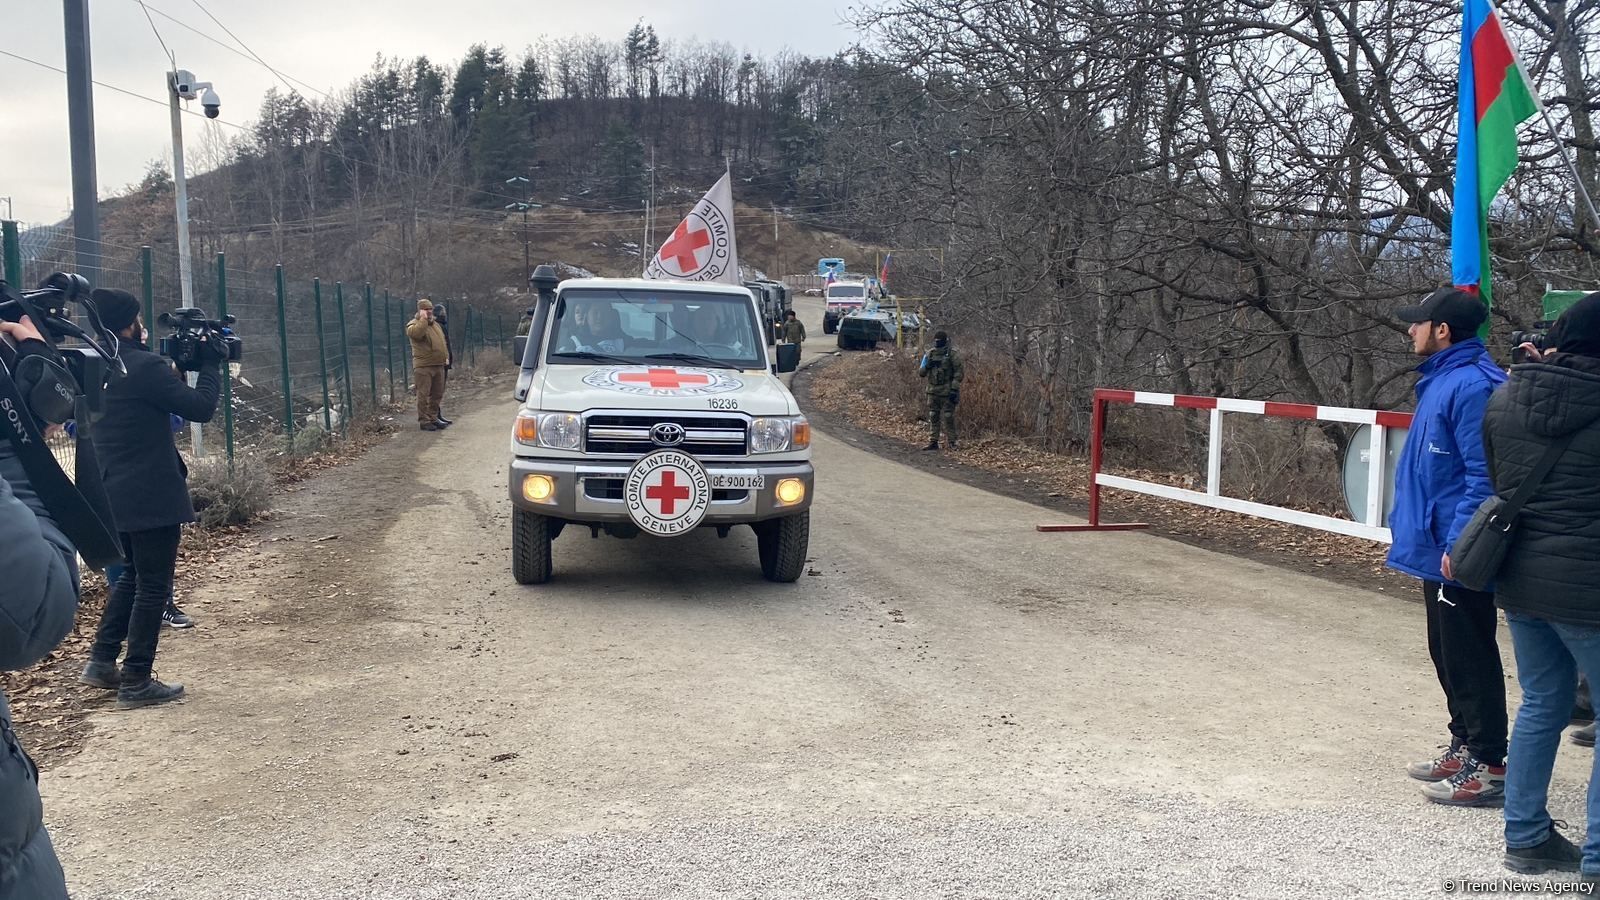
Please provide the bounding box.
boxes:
[508,267,813,585]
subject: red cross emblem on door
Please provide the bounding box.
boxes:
[617,368,712,390]
[659,220,712,275]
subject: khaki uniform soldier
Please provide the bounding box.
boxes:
[781,309,806,346]
[406,298,450,432]
[919,330,963,451]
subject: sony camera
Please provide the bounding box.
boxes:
[158,308,241,372]
[1512,324,1551,365]
[1,272,118,425]
[0,272,126,568]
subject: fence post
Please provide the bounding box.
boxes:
[313,278,332,434]
[335,281,352,433]
[465,306,475,369]
[2,221,21,285]
[384,291,395,403]
[141,246,154,328]
[399,300,410,388]
[497,313,505,357]
[365,283,377,411]
[216,252,235,470]
[276,265,294,442]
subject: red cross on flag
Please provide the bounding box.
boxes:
[644,172,740,285]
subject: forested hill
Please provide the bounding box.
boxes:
[90,27,890,309]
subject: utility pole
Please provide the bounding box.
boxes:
[646,146,657,253]
[167,67,222,457]
[170,74,194,309]
[63,0,100,286]
[505,171,538,286]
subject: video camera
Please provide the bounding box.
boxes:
[0,272,127,568]
[158,307,241,372]
[1512,324,1551,365]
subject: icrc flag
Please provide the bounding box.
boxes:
[644,172,739,285]
[1452,0,1537,309]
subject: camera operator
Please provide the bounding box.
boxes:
[0,314,79,899]
[78,289,220,709]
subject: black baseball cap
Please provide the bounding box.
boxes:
[1396,288,1488,339]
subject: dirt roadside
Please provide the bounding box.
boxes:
[794,350,1414,597]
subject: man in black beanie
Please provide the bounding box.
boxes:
[78,289,220,709]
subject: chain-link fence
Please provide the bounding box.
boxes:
[3,221,518,469]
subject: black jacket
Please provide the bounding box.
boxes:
[94,339,220,534]
[1484,353,1600,626]
[0,447,79,899]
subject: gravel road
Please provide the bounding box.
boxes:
[39,298,1594,898]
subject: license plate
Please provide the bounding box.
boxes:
[711,473,765,490]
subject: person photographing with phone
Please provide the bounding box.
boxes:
[406,299,449,432]
[1471,293,1600,878]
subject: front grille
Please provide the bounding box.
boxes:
[585,414,748,457]
[582,477,747,503]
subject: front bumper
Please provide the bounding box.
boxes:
[509,456,814,523]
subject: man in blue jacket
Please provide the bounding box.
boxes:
[1389,288,1508,807]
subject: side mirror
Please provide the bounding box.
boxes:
[775,342,800,374]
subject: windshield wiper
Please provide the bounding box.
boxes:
[643,352,742,370]
[549,350,635,365]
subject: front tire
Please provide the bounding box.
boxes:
[757,512,810,583]
[512,509,553,585]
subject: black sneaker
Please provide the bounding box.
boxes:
[437,415,454,425]
[1573,722,1596,748]
[117,676,185,710]
[921,442,939,451]
[1506,826,1583,875]
[79,659,123,690]
[163,603,195,629]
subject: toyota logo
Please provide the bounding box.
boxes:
[650,422,686,446]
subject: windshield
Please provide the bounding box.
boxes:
[827,285,866,300]
[545,288,766,370]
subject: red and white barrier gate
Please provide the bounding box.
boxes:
[1039,389,1414,542]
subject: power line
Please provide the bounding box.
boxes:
[135,1,176,68]
[131,0,332,100]
[186,0,315,102]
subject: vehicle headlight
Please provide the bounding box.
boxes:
[515,412,582,450]
[750,416,809,454]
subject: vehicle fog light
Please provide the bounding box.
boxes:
[523,474,556,504]
[775,478,806,506]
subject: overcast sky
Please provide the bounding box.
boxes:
[0,0,860,225]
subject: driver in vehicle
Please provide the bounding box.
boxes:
[587,305,627,354]
[559,303,626,355]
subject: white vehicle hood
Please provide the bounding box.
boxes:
[531,364,799,416]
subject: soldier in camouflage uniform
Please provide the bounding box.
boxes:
[919,330,963,451]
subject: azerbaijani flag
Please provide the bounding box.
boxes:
[1452,0,1537,310]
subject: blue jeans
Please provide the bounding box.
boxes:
[1505,611,1600,872]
